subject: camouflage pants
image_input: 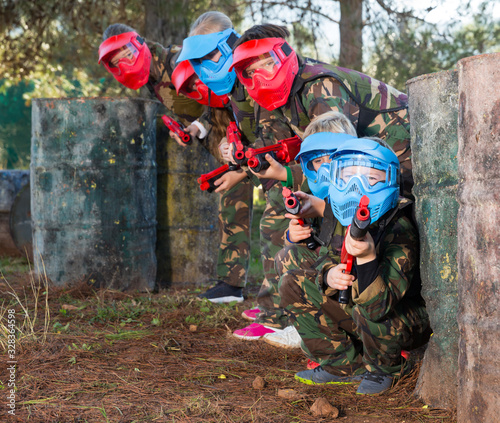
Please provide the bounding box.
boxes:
[364,108,413,199]
[278,244,430,377]
[253,183,291,329]
[217,178,253,288]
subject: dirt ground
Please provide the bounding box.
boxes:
[0,271,456,423]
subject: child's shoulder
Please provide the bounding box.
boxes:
[383,197,417,242]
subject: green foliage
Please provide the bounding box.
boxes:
[366,3,500,90]
[0,80,32,168]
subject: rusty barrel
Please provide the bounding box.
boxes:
[155,116,219,287]
[0,170,30,257]
[31,98,158,290]
[457,53,500,423]
[407,70,459,409]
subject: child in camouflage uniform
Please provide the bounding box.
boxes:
[262,112,358,349]
[225,24,414,341]
[277,137,431,395]
[99,23,253,300]
[177,13,300,333]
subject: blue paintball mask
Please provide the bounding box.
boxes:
[295,132,357,199]
[328,138,400,225]
[176,28,240,95]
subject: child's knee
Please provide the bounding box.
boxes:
[278,272,303,305]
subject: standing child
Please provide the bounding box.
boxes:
[98,23,253,300]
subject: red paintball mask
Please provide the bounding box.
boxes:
[230,38,299,110]
[172,60,229,108]
[98,32,152,90]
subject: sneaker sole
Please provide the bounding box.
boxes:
[294,374,362,386]
[232,333,264,341]
[197,296,244,304]
[263,336,301,349]
[241,312,258,321]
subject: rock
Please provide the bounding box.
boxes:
[277,389,301,400]
[310,397,339,418]
[189,325,197,332]
[61,304,79,310]
[252,376,266,390]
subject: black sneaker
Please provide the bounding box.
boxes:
[356,371,394,395]
[197,281,244,303]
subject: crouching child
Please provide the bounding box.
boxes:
[278,137,431,395]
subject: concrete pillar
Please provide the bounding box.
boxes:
[457,52,500,422]
[407,70,460,409]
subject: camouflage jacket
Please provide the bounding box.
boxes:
[281,57,408,136]
[318,198,422,322]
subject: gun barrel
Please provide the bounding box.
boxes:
[350,195,371,240]
[338,196,371,304]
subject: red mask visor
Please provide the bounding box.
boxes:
[172,60,229,108]
[98,32,151,90]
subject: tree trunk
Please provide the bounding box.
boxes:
[144,0,190,46]
[339,0,363,70]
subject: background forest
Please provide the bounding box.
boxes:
[0,0,498,169]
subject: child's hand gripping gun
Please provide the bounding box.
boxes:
[282,187,320,250]
[197,163,240,193]
[162,115,192,144]
[338,195,371,304]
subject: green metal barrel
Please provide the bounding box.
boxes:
[155,117,219,287]
[457,53,500,423]
[407,70,459,409]
[31,98,158,290]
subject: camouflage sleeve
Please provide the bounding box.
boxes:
[146,40,204,125]
[289,164,306,192]
[351,215,418,321]
[300,77,353,121]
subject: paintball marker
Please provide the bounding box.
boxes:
[245,136,302,172]
[197,163,240,193]
[162,115,192,144]
[338,195,371,304]
[226,122,248,166]
[282,187,320,250]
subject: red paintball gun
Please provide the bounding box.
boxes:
[282,187,320,250]
[245,136,302,172]
[162,115,192,144]
[338,195,371,304]
[197,163,240,193]
[226,122,248,166]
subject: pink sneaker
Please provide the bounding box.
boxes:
[233,323,276,340]
[241,308,261,321]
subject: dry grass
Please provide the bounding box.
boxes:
[0,271,457,423]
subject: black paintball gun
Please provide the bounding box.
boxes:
[282,187,320,250]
